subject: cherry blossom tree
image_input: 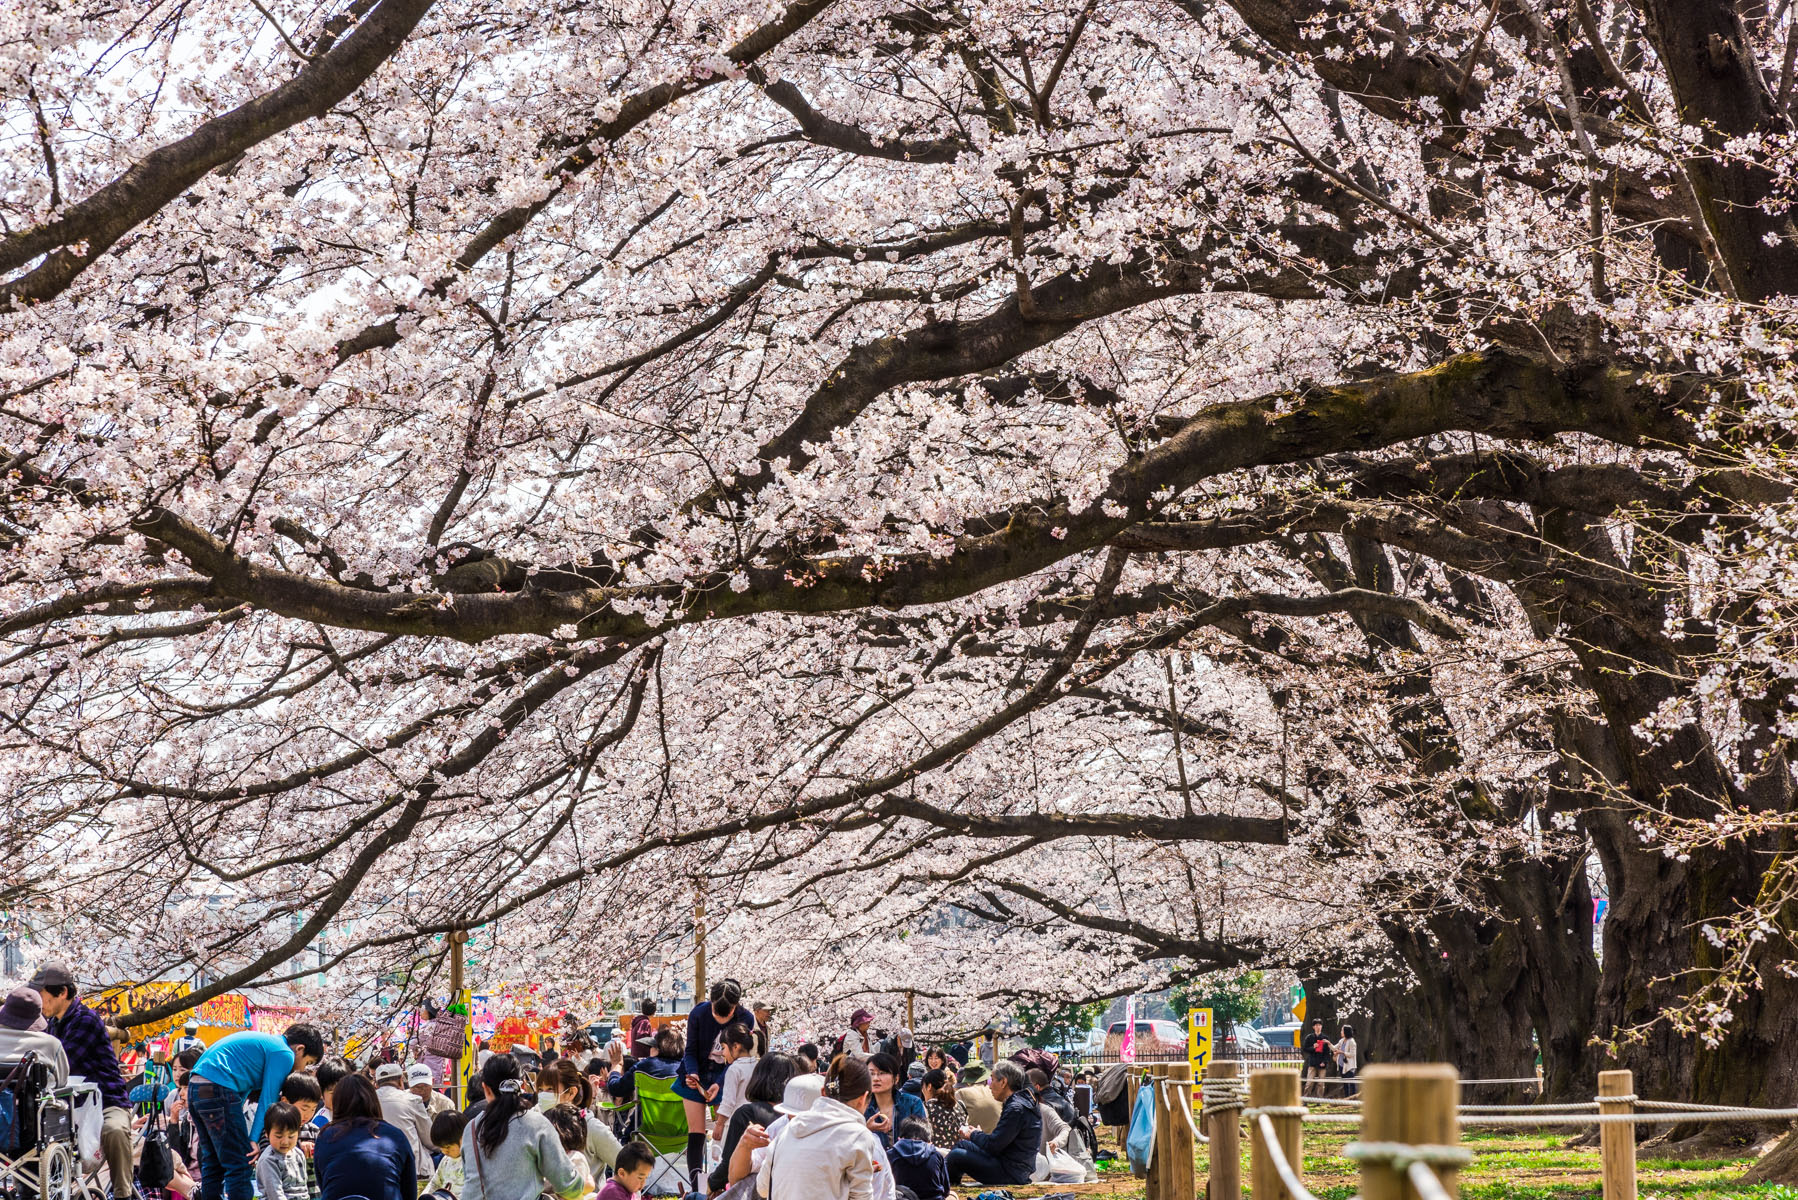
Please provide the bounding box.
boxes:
[4,0,1798,1126]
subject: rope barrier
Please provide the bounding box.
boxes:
[1345,1140,1472,1200]
[1158,1077,1206,1145]
[1200,1075,1249,1128]
[1458,1107,1798,1127]
[1252,1111,1326,1200]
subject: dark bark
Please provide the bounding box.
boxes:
[1365,911,1539,1105]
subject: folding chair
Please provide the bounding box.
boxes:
[633,1073,695,1196]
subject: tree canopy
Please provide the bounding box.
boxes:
[4,0,1798,1112]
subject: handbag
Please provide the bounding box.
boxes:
[421,1014,468,1060]
[139,1092,177,1189]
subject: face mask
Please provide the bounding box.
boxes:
[538,1092,557,1110]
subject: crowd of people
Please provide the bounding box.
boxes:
[0,970,1105,1200]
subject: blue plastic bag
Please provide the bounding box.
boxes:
[1125,1081,1156,1177]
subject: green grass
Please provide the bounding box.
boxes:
[1073,1120,1783,1200]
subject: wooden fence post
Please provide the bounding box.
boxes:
[1165,1062,1196,1200]
[1148,1063,1171,1200]
[1249,1068,1303,1200]
[1207,1059,1243,1200]
[1599,1070,1637,1200]
[1358,1064,1460,1200]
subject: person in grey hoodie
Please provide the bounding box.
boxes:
[757,1056,881,1200]
[462,1053,583,1200]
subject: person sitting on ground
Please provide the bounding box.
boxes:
[709,1052,802,1193]
[315,1057,351,1124]
[315,1074,417,1200]
[901,1061,926,1097]
[756,1055,880,1200]
[944,1061,1040,1188]
[919,1069,966,1150]
[1029,1067,1095,1181]
[256,1102,311,1200]
[863,1051,927,1149]
[597,1140,656,1200]
[954,1063,1000,1134]
[376,1059,438,1184]
[795,1043,821,1074]
[544,1104,597,1198]
[724,1070,825,1190]
[461,1052,583,1200]
[427,1110,468,1199]
[0,986,69,1084]
[888,1116,950,1200]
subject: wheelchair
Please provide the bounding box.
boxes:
[0,1053,102,1200]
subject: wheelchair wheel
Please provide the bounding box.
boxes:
[36,1143,74,1200]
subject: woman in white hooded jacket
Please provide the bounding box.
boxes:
[757,1056,881,1200]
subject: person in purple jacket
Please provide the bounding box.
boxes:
[673,979,755,1194]
[32,963,136,1200]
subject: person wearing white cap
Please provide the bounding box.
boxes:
[408,1061,455,1117]
[756,1057,884,1200]
[374,1060,436,1182]
[176,1019,205,1057]
[0,986,70,1084]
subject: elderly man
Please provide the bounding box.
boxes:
[0,986,70,1083]
[31,964,133,1199]
[945,1061,1041,1187]
[375,1061,436,1183]
[407,1062,455,1116]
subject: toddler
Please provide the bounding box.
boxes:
[255,1103,310,1200]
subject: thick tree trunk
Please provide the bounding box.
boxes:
[1492,854,1599,1102]
[1366,912,1538,1105]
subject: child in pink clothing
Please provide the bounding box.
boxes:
[596,1140,656,1200]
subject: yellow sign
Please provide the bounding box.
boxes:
[1188,1007,1213,1073]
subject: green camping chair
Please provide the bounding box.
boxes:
[633,1071,692,1158]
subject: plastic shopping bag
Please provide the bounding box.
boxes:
[1125,1082,1156,1178]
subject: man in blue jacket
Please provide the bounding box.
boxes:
[945,1061,1041,1186]
[189,1023,327,1200]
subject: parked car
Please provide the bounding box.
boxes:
[1223,1023,1268,1052]
[1102,1018,1186,1059]
[1256,1022,1302,1048]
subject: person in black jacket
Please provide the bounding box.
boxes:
[945,1061,1041,1186]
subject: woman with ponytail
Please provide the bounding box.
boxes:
[462,1053,583,1200]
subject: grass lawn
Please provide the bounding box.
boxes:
[1005,1120,1792,1200]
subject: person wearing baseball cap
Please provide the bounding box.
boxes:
[176,1018,205,1057]
[407,1061,454,1117]
[375,1060,435,1182]
[31,963,134,1197]
[0,985,70,1084]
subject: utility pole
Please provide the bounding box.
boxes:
[694,882,707,1001]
